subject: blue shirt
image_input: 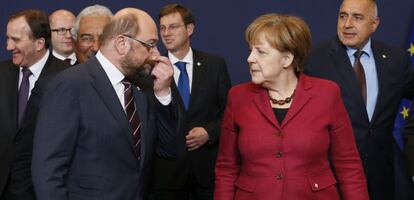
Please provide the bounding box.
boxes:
[346,39,378,121]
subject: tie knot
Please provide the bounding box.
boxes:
[21,68,32,78]
[64,58,72,65]
[354,50,364,59]
[175,61,187,71]
[121,78,131,87]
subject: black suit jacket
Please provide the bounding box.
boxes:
[0,54,69,200]
[305,38,414,200]
[150,49,231,190]
[31,56,179,200]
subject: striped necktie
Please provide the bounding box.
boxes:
[121,78,141,158]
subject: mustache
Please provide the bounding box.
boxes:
[126,58,156,90]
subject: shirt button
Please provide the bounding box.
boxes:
[276,173,284,180]
[314,183,319,189]
[275,151,283,158]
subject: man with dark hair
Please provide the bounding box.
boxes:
[0,9,69,200]
[149,4,231,200]
[305,0,414,199]
[31,8,179,200]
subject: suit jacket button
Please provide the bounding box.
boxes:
[275,151,283,158]
[276,130,282,137]
[276,173,284,180]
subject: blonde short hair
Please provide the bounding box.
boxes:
[245,13,312,72]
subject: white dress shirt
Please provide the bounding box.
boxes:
[169,48,194,92]
[19,50,49,100]
[52,50,77,65]
[96,51,171,108]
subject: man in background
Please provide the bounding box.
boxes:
[149,4,231,200]
[305,0,414,199]
[49,9,76,65]
[72,4,112,64]
[0,9,69,200]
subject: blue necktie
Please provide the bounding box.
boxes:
[175,61,190,110]
[18,68,32,126]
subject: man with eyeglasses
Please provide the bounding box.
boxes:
[0,9,70,200]
[72,5,113,64]
[31,7,180,200]
[149,4,231,200]
[49,9,76,65]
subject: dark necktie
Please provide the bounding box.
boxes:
[353,50,367,105]
[64,58,71,65]
[18,68,32,126]
[175,61,190,110]
[121,78,141,158]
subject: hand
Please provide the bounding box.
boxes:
[186,127,209,151]
[151,56,173,96]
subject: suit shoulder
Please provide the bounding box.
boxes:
[305,75,340,93]
[372,40,407,56]
[193,49,226,62]
[0,60,15,72]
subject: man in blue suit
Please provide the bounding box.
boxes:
[305,0,414,199]
[31,8,180,200]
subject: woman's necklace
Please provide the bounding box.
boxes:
[268,89,295,105]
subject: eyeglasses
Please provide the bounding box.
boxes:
[160,24,185,32]
[79,34,98,46]
[51,28,72,35]
[121,34,157,50]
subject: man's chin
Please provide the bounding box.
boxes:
[125,68,153,90]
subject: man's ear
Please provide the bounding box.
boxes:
[35,38,45,51]
[114,35,129,55]
[186,23,194,37]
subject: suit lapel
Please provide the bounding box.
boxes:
[4,63,19,131]
[190,50,205,112]
[370,42,388,124]
[252,86,279,129]
[132,87,148,163]
[330,40,370,121]
[87,57,136,152]
[282,74,312,127]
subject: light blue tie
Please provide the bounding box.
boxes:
[175,61,190,110]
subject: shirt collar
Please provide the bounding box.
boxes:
[168,47,193,65]
[96,51,125,87]
[23,50,49,78]
[52,50,77,64]
[346,39,373,58]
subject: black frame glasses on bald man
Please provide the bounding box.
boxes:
[121,34,156,50]
[51,28,72,35]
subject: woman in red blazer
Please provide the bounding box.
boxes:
[214,13,369,200]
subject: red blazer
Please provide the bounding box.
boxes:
[214,74,369,200]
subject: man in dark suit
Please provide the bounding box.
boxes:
[149,4,231,200]
[31,8,179,200]
[305,0,414,199]
[0,9,69,200]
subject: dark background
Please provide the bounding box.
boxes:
[0,0,413,84]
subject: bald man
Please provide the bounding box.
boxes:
[49,9,76,65]
[305,0,414,199]
[31,8,180,200]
